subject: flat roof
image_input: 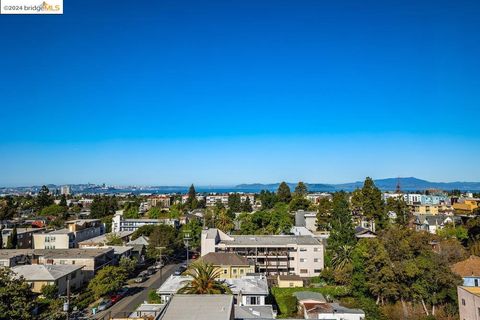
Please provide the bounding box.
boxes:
[0,249,34,259]
[77,231,133,245]
[234,305,274,319]
[157,275,268,295]
[200,252,251,266]
[33,248,113,259]
[160,294,234,320]
[220,235,321,246]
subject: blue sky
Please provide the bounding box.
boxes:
[0,0,479,186]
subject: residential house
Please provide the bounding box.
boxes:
[12,264,84,294]
[234,305,276,319]
[294,292,365,320]
[199,252,254,279]
[160,294,234,320]
[413,214,461,234]
[157,274,268,306]
[277,274,304,288]
[354,226,377,239]
[201,228,324,277]
[453,198,480,213]
[458,286,480,320]
[452,256,480,287]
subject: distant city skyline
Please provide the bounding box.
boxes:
[1,0,479,186]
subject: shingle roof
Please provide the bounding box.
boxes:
[452,256,480,277]
[200,252,251,266]
[160,294,234,320]
[33,248,113,258]
[12,264,83,281]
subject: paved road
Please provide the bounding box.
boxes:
[93,262,182,320]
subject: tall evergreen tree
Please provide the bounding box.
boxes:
[59,194,67,207]
[36,185,54,210]
[227,194,242,213]
[316,197,333,231]
[277,182,292,203]
[386,197,410,226]
[328,192,356,252]
[293,181,308,197]
[185,184,198,210]
[241,196,253,212]
[361,177,387,230]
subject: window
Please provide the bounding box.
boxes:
[299,248,307,252]
[240,269,244,274]
[476,279,479,286]
[223,269,227,274]
[314,269,322,273]
[300,258,306,262]
[300,269,308,274]
[233,269,237,274]
[462,299,466,306]
[314,248,319,252]
[248,297,259,305]
[314,258,319,262]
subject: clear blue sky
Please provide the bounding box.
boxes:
[1,0,479,186]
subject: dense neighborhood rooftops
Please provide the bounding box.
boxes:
[0,249,34,259]
[12,264,83,281]
[160,294,234,320]
[200,252,251,266]
[452,256,480,277]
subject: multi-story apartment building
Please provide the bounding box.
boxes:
[201,228,324,277]
[112,212,178,232]
[458,286,480,320]
[205,193,255,207]
[33,219,104,249]
[148,195,171,208]
[1,227,45,249]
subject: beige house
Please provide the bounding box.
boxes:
[199,252,254,279]
[12,264,84,295]
[278,274,304,288]
[458,286,480,320]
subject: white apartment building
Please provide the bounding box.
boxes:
[33,219,104,249]
[201,228,324,277]
[205,193,255,207]
[112,211,179,233]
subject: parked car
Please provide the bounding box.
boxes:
[117,287,129,297]
[97,299,113,311]
[153,262,163,270]
[110,294,122,304]
[146,266,156,275]
[139,270,149,277]
[174,266,186,275]
[134,275,147,283]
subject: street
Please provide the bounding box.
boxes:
[92,262,182,320]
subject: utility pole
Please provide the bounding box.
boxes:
[183,229,191,266]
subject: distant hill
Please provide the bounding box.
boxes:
[236,177,480,192]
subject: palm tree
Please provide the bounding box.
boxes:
[331,244,353,270]
[178,262,232,294]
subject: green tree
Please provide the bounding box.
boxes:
[131,224,156,239]
[0,196,16,220]
[331,244,354,271]
[0,268,36,319]
[147,207,162,219]
[289,196,311,211]
[147,290,162,303]
[6,226,18,249]
[293,181,308,197]
[40,204,65,216]
[215,209,234,233]
[90,195,118,219]
[106,233,124,245]
[36,185,54,210]
[386,197,409,226]
[179,219,202,250]
[147,225,179,258]
[119,256,137,275]
[316,197,332,231]
[124,206,140,219]
[361,177,387,230]
[185,184,198,210]
[328,192,356,253]
[227,194,242,214]
[88,266,127,299]
[258,190,277,210]
[276,182,292,203]
[178,262,232,294]
[241,196,253,212]
[41,284,59,299]
[437,224,468,241]
[59,194,67,208]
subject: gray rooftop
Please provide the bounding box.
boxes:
[78,231,133,245]
[160,294,234,320]
[220,235,321,246]
[234,305,275,319]
[294,291,326,302]
[158,275,268,296]
[0,249,34,259]
[33,248,113,259]
[12,264,83,281]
